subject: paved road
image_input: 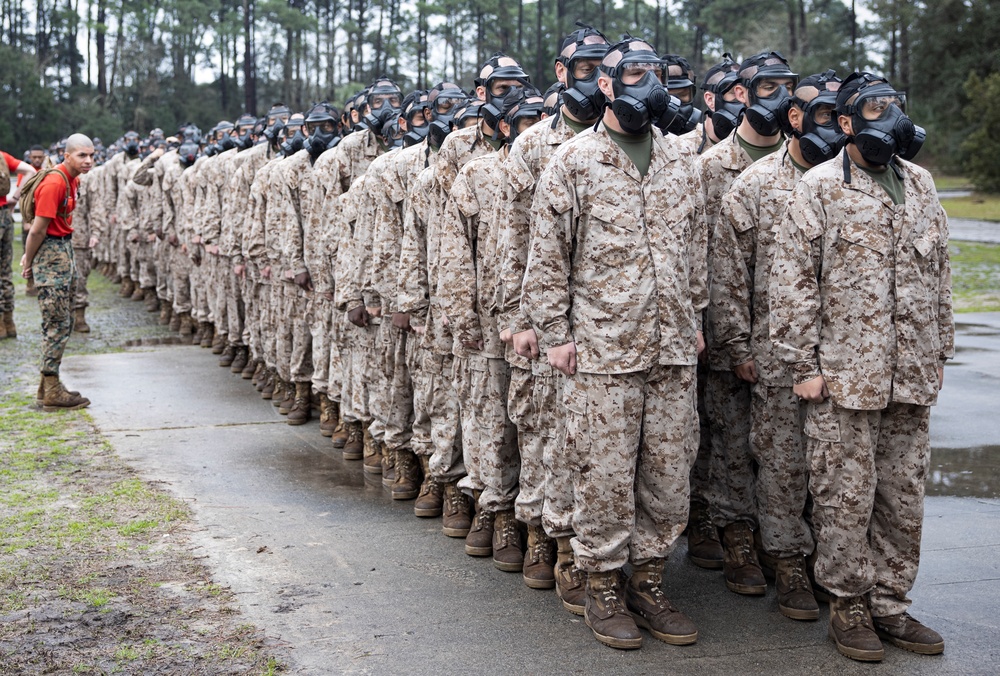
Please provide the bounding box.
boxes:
[950,218,1000,244]
[62,318,1000,675]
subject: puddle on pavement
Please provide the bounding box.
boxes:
[927,445,1000,498]
[955,323,1000,338]
[123,336,186,347]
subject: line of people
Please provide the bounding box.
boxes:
[55,27,952,662]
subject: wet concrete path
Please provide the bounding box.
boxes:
[62,316,1000,674]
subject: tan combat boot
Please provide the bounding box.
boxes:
[260,370,276,398]
[522,525,556,589]
[391,449,421,500]
[555,536,587,615]
[144,289,159,311]
[119,275,134,298]
[41,375,90,412]
[26,278,39,296]
[686,501,723,569]
[362,426,382,474]
[585,570,642,650]
[232,347,250,374]
[36,375,81,406]
[441,482,472,537]
[178,312,195,342]
[626,559,698,645]
[465,492,495,556]
[271,379,287,407]
[413,456,443,518]
[872,612,944,655]
[286,383,312,425]
[829,595,884,662]
[342,421,364,460]
[318,394,337,437]
[250,360,264,385]
[218,343,236,367]
[199,322,214,348]
[492,509,524,572]
[0,313,7,339]
[210,331,226,354]
[278,381,297,414]
[2,311,16,338]
[130,284,145,301]
[722,521,767,595]
[381,444,396,486]
[168,308,181,331]
[773,555,819,621]
[158,302,171,325]
[73,308,91,333]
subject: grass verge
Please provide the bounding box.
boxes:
[951,241,1000,312]
[940,194,1000,222]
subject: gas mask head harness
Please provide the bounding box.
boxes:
[178,123,202,143]
[738,50,798,137]
[402,90,431,147]
[501,85,544,145]
[542,82,564,118]
[600,38,682,136]
[479,53,531,139]
[362,78,402,135]
[304,102,340,161]
[427,82,469,149]
[123,131,141,158]
[776,69,846,165]
[558,22,611,122]
[836,71,925,166]
[659,54,704,135]
[280,113,307,157]
[235,113,258,151]
[703,53,742,139]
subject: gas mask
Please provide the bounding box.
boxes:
[124,133,140,158]
[504,96,544,145]
[427,89,468,149]
[745,86,794,137]
[403,123,429,147]
[280,129,306,157]
[363,80,403,135]
[263,119,286,149]
[795,95,846,165]
[217,134,237,153]
[842,81,924,165]
[605,53,681,136]
[562,44,610,121]
[480,59,530,139]
[739,52,798,137]
[709,72,744,139]
[305,127,336,160]
[658,56,704,135]
[178,143,199,168]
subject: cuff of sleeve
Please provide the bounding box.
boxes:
[537,319,572,351]
[792,361,823,385]
[346,299,365,311]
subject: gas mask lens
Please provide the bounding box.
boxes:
[860,94,905,120]
[621,62,664,83]
[371,93,401,110]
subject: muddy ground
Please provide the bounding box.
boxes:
[0,232,288,675]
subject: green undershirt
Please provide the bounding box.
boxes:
[789,155,811,175]
[858,164,906,205]
[737,133,784,163]
[606,127,652,178]
[484,135,504,151]
[563,114,592,135]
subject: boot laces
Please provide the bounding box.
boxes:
[732,527,755,565]
[445,487,466,513]
[497,514,519,547]
[694,510,718,539]
[846,597,871,629]
[598,587,627,614]
[787,560,810,591]
[528,535,550,564]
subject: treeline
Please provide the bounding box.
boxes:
[1,1,998,181]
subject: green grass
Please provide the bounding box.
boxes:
[940,194,1000,222]
[950,241,1000,312]
[933,175,974,191]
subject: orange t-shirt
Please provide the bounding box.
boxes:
[33,165,78,237]
[1,150,21,208]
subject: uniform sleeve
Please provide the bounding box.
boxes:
[497,147,536,335]
[131,153,158,187]
[935,202,955,363]
[437,169,482,346]
[710,176,757,368]
[396,176,431,318]
[769,179,825,384]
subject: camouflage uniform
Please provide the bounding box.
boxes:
[439,149,518,513]
[131,152,165,294]
[710,144,812,558]
[35,236,77,375]
[182,156,212,324]
[200,148,239,342]
[521,125,706,572]
[160,151,191,317]
[1,182,15,314]
[115,156,141,282]
[241,149,282,365]
[696,132,757,528]
[70,171,99,309]
[769,150,954,616]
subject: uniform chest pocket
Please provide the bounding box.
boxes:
[838,221,890,257]
[582,199,645,269]
[913,227,939,258]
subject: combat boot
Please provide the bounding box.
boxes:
[3,311,17,338]
[0,315,6,339]
[342,421,364,460]
[626,559,698,645]
[278,382,297,414]
[555,536,587,615]
[73,308,91,333]
[829,595,884,662]
[391,449,421,500]
[199,322,214,348]
[585,570,642,650]
[686,501,723,569]
[722,521,767,595]
[362,427,382,474]
[169,308,181,331]
[522,525,556,589]
[381,445,396,486]
[773,555,819,621]
[178,312,195,342]
[130,284,145,301]
[250,360,264,385]
[441,482,472,537]
[159,303,172,325]
[271,379,286,407]
[218,343,236,368]
[111,272,122,284]
[26,278,38,296]
[41,375,90,412]
[235,351,253,377]
[210,332,226,354]
[492,509,524,572]
[260,370,276,398]
[872,612,944,655]
[286,383,312,425]
[144,290,159,312]
[413,456,443,517]
[330,414,350,449]
[465,494,495,555]
[37,375,81,406]
[318,394,337,436]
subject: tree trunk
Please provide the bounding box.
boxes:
[787,0,798,56]
[534,0,543,85]
[243,0,256,113]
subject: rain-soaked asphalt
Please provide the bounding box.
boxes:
[61,314,1000,675]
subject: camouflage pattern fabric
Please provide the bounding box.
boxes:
[34,237,76,375]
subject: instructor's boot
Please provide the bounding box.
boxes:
[722,521,767,595]
[492,509,524,572]
[37,375,80,406]
[73,308,91,333]
[218,343,236,368]
[286,383,312,425]
[829,595,884,662]
[2,311,17,338]
[41,375,90,412]
[231,347,249,375]
[686,501,723,569]
[522,525,556,589]
[626,559,698,645]
[342,421,364,460]
[441,482,472,538]
[773,555,819,621]
[391,449,421,500]
[585,571,642,650]
[413,456,443,518]
[555,536,587,616]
